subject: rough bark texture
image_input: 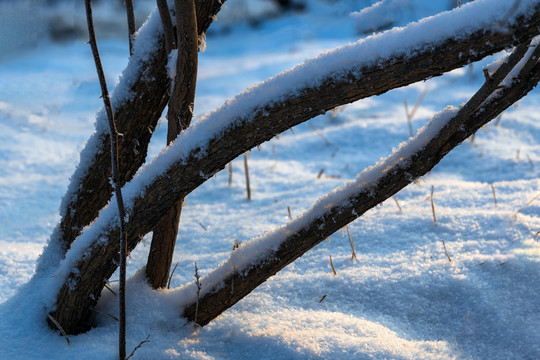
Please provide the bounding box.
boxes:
[146,0,199,289]
[50,6,540,334]
[182,44,540,327]
[57,0,226,256]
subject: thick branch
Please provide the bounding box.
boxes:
[182,42,540,326]
[45,0,226,268]
[146,0,199,289]
[50,3,540,334]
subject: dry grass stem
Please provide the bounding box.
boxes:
[47,314,71,345]
[431,185,437,226]
[491,184,498,207]
[346,225,357,259]
[287,206,293,220]
[243,154,251,200]
[515,149,520,162]
[317,168,325,179]
[527,154,534,168]
[393,196,403,212]
[319,295,327,303]
[514,193,540,217]
[197,222,207,231]
[227,162,233,186]
[442,239,452,262]
[91,308,119,322]
[308,124,331,146]
[194,262,202,332]
[329,254,337,276]
[104,284,117,296]
[167,262,179,289]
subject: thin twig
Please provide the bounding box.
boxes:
[393,196,403,212]
[431,185,437,226]
[287,206,292,220]
[329,254,337,276]
[317,168,325,179]
[84,1,128,357]
[491,184,498,207]
[47,314,71,346]
[319,295,327,303]
[345,225,357,259]
[104,283,117,296]
[194,262,202,332]
[156,0,176,54]
[125,335,151,360]
[514,193,540,217]
[244,154,251,200]
[442,239,452,262]
[125,0,136,55]
[91,308,120,322]
[167,262,179,289]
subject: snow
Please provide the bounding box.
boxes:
[1,0,540,359]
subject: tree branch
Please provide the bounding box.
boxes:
[125,0,136,56]
[181,41,540,326]
[37,0,227,274]
[49,3,540,334]
[146,0,199,289]
[156,0,176,54]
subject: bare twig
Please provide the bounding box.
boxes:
[125,335,151,360]
[491,184,498,207]
[244,154,251,200]
[91,308,120,322]
[393,196,403,212]
[442,239,452,262]
[125,0,136,55]
[194,262,202,331]
[345,225,357,259]
[47,314,70,346]
[167,262,179,289]
[319,295,327,303]
[84,1,128,357]
[156,0,176,54]
[287,206,292,220]
[514,193,540,217]
[104,283,117,296]
[329,254,337,276]
[317,168,325,179]
[430,185,437,226]
[227,162,233,186]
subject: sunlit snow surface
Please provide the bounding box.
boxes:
[1,0,540,359]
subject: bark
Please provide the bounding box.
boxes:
[182,42,540,327]
[50,6,540,334]
[125,0,136,55]
[146,0,199,289]
[55,0,226,258]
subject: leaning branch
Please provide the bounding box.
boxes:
[49,2,540,334]
[37,0,227,273]
[181,40,540,326]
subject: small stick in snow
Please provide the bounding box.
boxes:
[491,184,498,207]
[244,154,251,200]
[287,206,292,220]
[442,239,452,262]
[308,123,331,146]
[47,314,71,345]
[104,283,117,296]
[513,193,540,218]
[329,254,337,276]
[527,154,534,169]
[534,231,540,240]
[319,294,327,303]
[393,196,403,212]
[194,262,202,332]
[197,222,207,231]
[227,162,233,186]
[126,335,151,360]
[317,168,325,179]
[346,225,357,260]
[91,308,119,322]
[431,185,437,226]
[167,262,179,289]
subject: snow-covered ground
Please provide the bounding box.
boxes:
[1,0,539,359]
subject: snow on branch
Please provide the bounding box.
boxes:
[47,0,540,333]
